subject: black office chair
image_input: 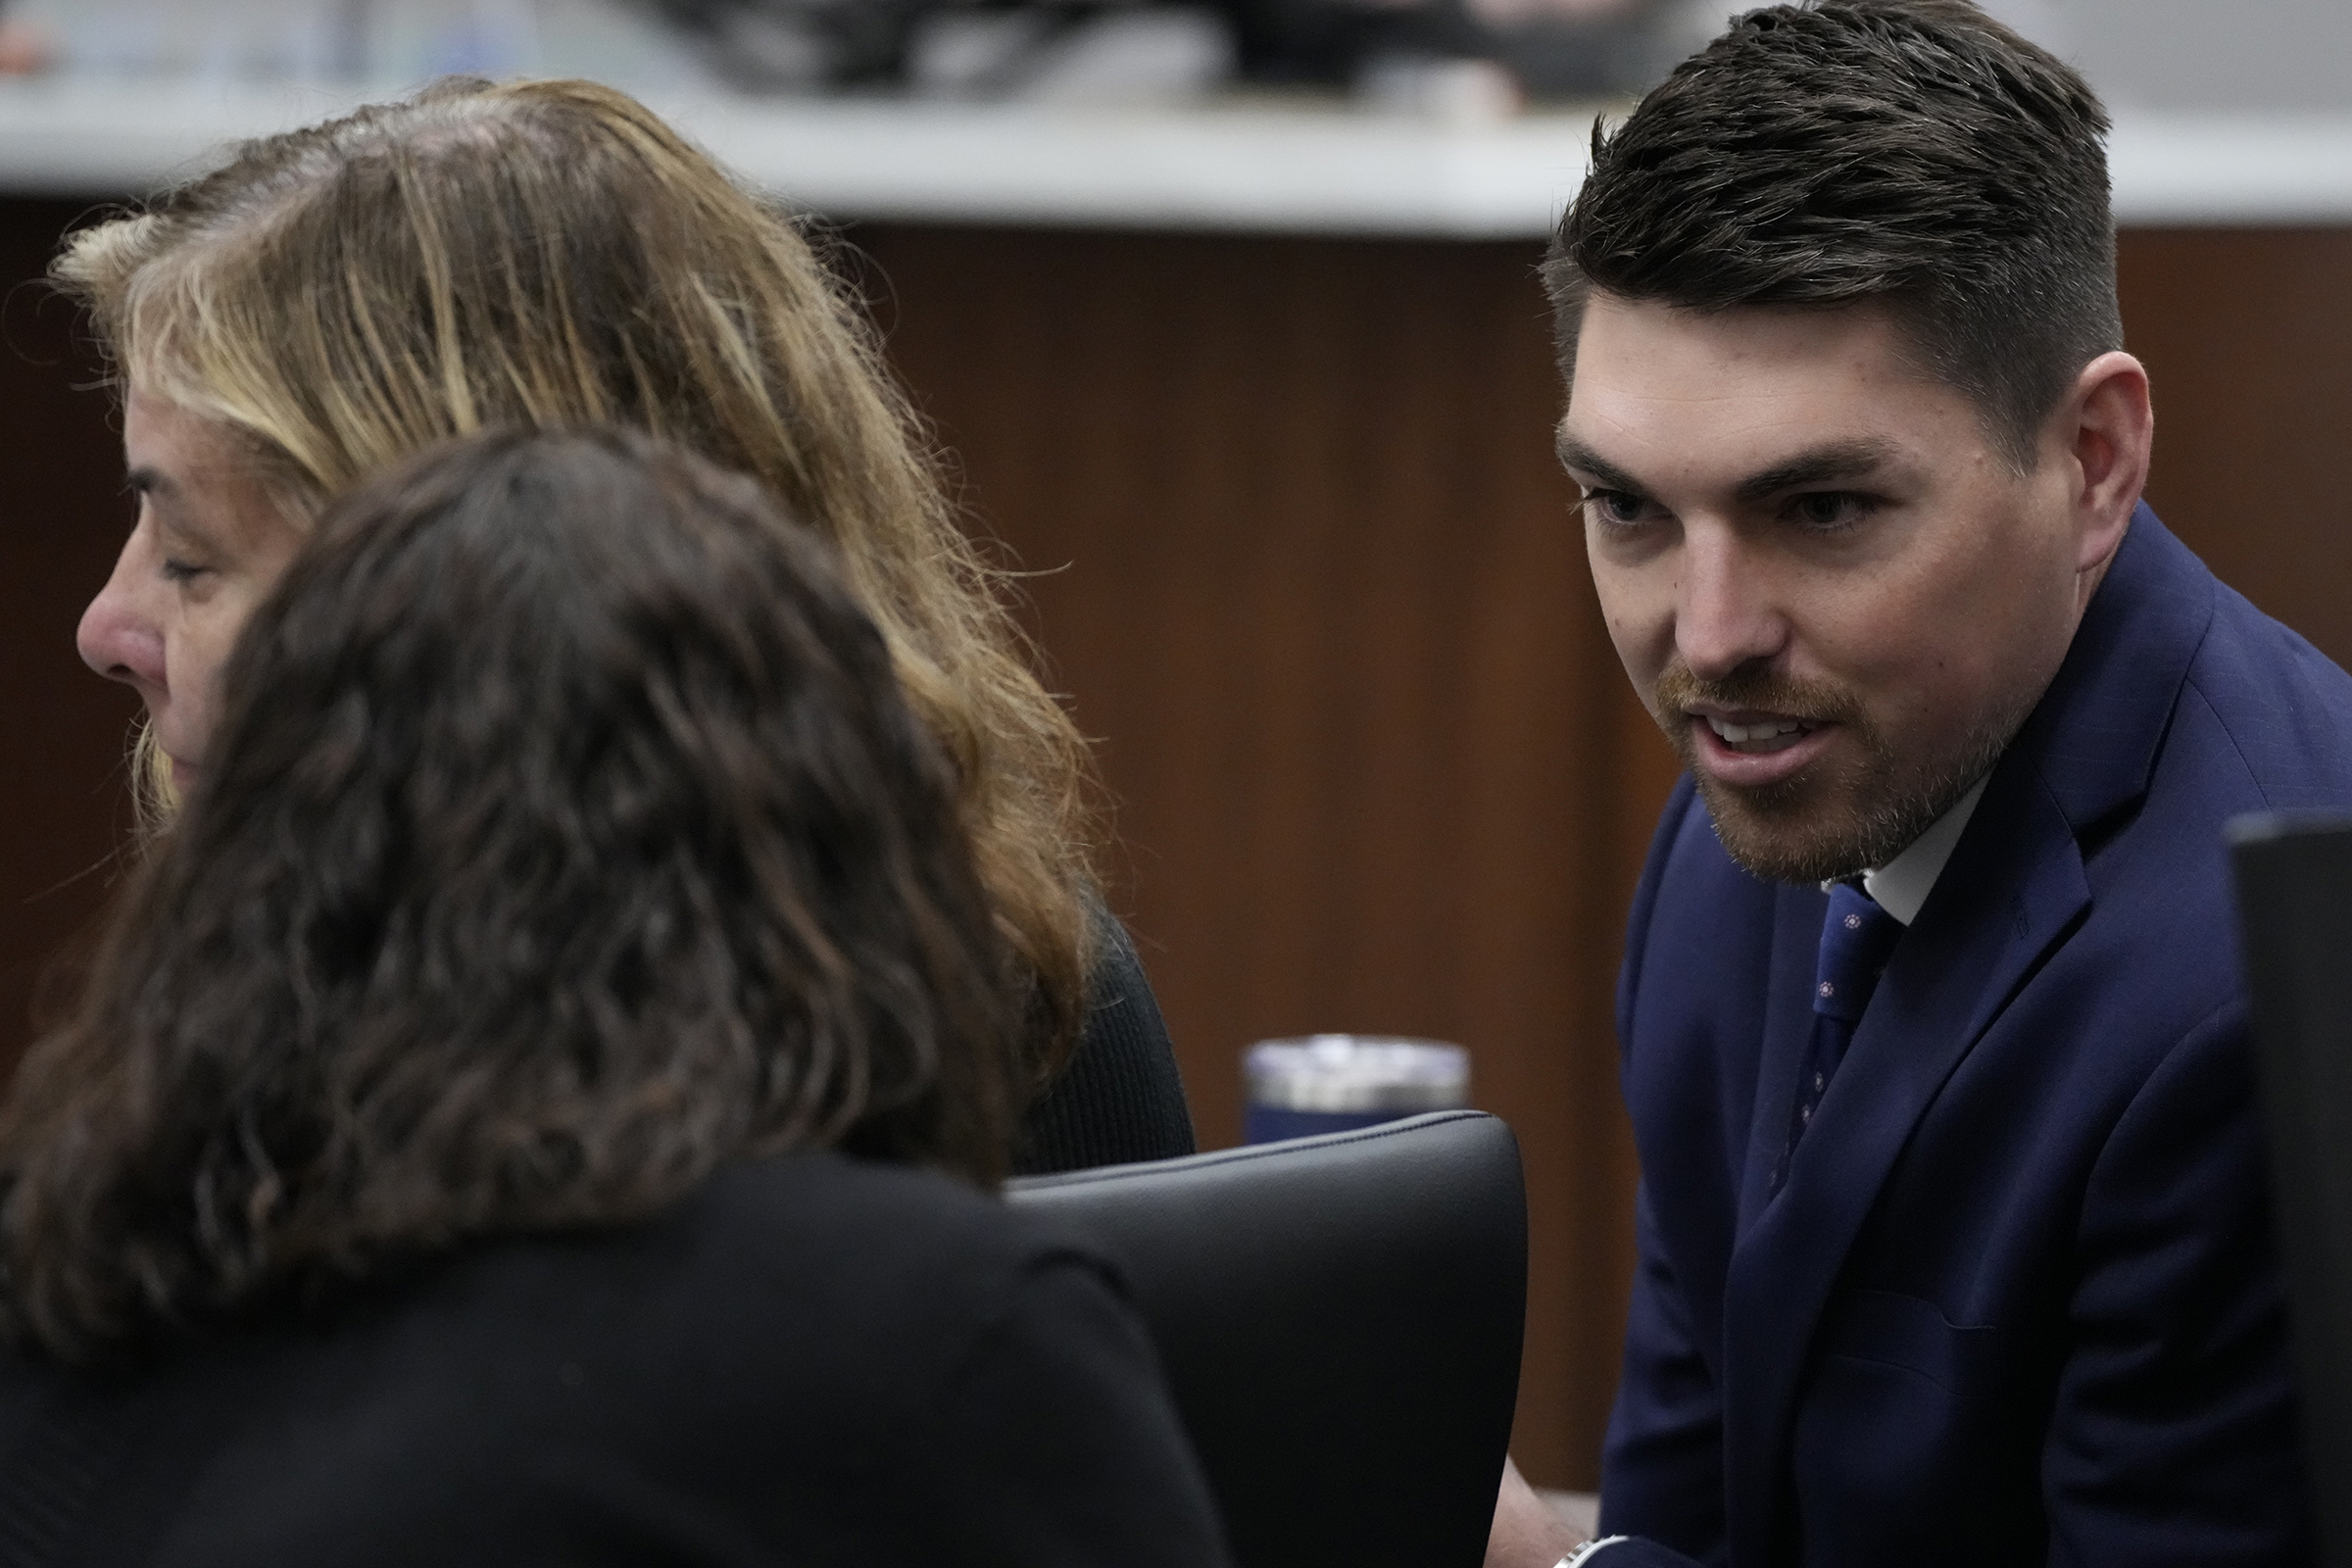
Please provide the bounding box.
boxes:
[2231,810,2352,1567]
[1006,1108,1527,1568]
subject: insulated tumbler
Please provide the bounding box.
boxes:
[1242,1034,1471,1144]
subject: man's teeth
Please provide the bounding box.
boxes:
[1705,715,1811,746]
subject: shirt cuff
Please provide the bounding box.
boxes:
[1558,1538,1630,1567]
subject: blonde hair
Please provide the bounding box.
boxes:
[54,76,1097,1069]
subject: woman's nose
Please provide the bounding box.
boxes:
[77,549,167,695]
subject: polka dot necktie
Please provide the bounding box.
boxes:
[1773,881,1904,1194]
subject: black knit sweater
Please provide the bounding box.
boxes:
[1011,918,1197,1176]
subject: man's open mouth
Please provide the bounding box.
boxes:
[1697,713,1823,754]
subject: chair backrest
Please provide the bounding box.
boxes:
[2231,809,2352,1568]
[1006,1108,1527,1568]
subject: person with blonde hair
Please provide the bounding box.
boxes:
[62,74,1190,1174]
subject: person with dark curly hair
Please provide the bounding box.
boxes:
[0,428,1231,1568]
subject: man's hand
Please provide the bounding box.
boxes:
[1487,1456,1588,1568]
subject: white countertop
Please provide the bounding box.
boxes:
[0,77,2346,235]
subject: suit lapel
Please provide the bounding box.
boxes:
[1712,504,2208,1564]
[1719,761,2089,1562]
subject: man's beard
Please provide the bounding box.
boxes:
[1652,662,2027,885]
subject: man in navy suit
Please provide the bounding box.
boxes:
[1484,3,2345,1565]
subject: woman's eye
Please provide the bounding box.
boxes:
[160,559,208,586]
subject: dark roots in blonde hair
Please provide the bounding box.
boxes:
[0,429,1021,1360]
[53,74,1096,1073]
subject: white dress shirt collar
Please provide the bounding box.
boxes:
[1858,774,1990,927]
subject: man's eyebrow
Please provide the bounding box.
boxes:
[1553,433,1649,497]
[1732,439,1899,506]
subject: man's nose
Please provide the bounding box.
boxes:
[1675,533,1788,682]
[77,546,167,695]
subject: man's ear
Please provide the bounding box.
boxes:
[2059,350,2153,577]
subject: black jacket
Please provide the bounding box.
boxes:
[0,1152,1233,1568]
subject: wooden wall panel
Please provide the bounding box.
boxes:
[858,222,2352,1490]
[0,198,2344,1493]
[2121,229,2352,666]
[856,227,1645,1486]
[0,198,140,1074]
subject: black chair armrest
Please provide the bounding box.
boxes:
[1008,1108,1529,1568]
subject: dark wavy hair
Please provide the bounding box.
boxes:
[1545,0,2120,468]
[0,428,1019,1360]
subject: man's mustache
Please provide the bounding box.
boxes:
[1652,662,1864,728]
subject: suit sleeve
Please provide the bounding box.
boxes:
[2042,1001,2313,1565]
[1597,775,1726,1564]
[1597,1183,1730,1563]
[1588,1542,1712,1567]
[911,1250,1235,1568]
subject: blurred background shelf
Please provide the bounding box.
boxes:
[1,78,2350,230]
[0,78,1603,235]
[2107,114,2352,226]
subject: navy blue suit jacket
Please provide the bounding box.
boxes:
[1597,509,2345,1567]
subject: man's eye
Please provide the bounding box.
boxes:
[1788,492,1876,531]
[1584,490,1650,527]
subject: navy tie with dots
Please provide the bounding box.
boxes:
[1773,881,1904,1194]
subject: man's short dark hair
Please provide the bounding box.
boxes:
[1544,0,2119,468]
